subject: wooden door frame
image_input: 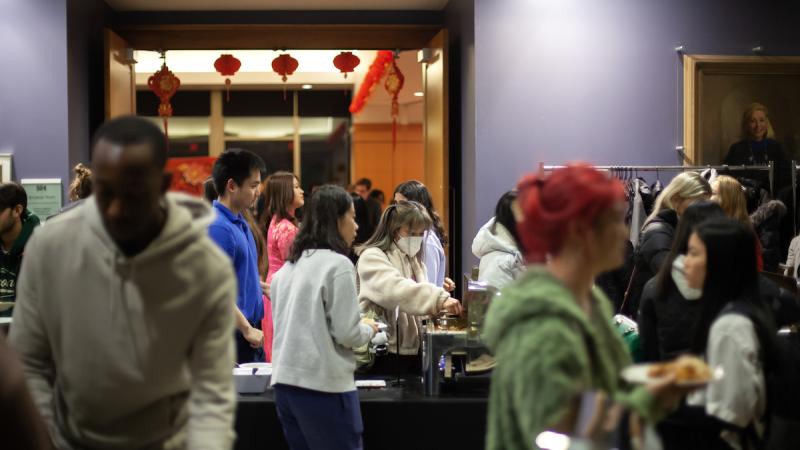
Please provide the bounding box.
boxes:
[683,54,800,164]
[114,24,441,51]
[113,23,454,267]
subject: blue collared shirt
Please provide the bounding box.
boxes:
[208,201,263,324]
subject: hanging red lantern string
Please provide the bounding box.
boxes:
[272,53,299,100]
[333,51,360,79]
[349,50,394,114]
[214,54,241,102]
[147,51,181,147]
[384,55,405,152]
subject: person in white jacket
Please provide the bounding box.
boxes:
[471,190,525,289]
[357,201,462,375]
[9,117,237,449]
[270,185,378,450]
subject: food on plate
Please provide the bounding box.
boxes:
[646,355,711,382]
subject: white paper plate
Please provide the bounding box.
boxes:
[622,363,724,387]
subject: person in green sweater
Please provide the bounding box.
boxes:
[483,164,690,450]
[0,182,40,311]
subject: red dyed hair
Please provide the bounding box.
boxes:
[516,163,625,262]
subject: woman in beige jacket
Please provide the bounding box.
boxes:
[357,201,462,375]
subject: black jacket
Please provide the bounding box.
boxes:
[724,138,790,193]
[637,277,701,363]
[751,200,787,272]
[623,209,677,317]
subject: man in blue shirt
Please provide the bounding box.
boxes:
[209,149,266,363]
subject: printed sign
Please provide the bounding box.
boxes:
[21,179,62,219]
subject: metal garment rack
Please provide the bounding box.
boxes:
[792,161,799,235]
[540,163,775,195]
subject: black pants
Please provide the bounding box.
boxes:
[367,353,422,377]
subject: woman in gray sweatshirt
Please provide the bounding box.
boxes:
[270,185,378,450]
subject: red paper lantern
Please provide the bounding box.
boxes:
[333,51,360,79]
[272,53,298,82]
[147,54,181,143]
[214,54,241,102]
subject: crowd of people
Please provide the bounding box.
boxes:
[0,109,799,449]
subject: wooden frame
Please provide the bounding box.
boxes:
[115,24,441,51]
[683,55,800,164]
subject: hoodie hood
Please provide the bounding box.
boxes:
[81,192,216,263]
[471,217,521,259]
[483,266,598,351]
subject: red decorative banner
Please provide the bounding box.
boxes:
[349,50,394,114]
[165,156,217,197]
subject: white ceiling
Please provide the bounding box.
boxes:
[105,0,449,11]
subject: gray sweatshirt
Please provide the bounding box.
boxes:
[270,249,374,393]
[9,193,237,449]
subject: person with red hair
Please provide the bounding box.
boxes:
[483,164,689,450]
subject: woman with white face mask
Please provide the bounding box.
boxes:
[356,201,462,375]
[637,201,727,450]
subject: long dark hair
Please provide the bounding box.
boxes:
[689,218,770,354]
[492,190,524,252]
[654,201,726,302]
[287,185,353,263]
[259,171,298,230]
[394,181,447,246]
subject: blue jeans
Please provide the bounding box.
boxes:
[274,384,363,450]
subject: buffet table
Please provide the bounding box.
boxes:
[234,377,488,450]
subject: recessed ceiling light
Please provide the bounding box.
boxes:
[302,84,313,90]
[413,91,424,97]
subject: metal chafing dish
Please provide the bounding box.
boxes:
[421,276,500,396]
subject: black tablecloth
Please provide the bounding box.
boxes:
[234,377,488,450]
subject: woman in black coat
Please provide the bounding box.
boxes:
[622,171,711,317]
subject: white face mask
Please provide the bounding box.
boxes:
[672,254,702,300]
[396,236,424,257]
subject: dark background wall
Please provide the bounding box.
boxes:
[0,0,70,191]
[465,0,800,272]
[67,0,114,181]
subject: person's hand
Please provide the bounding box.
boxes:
[443,277,456,292]
[260,280,270,297]
[440,298,463,316]
[361,317,380,334]
[645,373,696,411]
[244,326,264,349]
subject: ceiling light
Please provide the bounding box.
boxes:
[413,91,424,97]
[302,84,313,90]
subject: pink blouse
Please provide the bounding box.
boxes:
[266,216,299,287]
[262,215,298,362]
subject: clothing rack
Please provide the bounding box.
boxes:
[540,163,775,195]
[792,161,799,235]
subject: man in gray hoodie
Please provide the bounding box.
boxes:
[10,116,237,449]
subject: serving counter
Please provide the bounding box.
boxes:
[234,377,488,450]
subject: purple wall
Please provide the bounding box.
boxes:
[463,0,800,271]
[0,0,69,190]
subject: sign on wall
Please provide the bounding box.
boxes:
[21,179,62,219]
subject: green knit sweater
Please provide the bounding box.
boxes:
[482,267,663,450]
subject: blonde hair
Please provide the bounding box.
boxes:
[712,175,750,224]
[356,201,431,256]
[644,171,711,225]
[741,102,775,140]
[69,163,92,202]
